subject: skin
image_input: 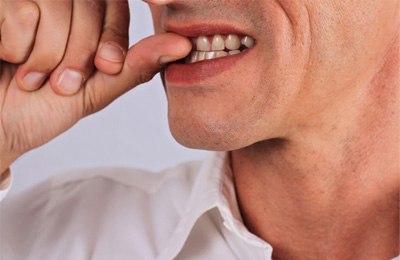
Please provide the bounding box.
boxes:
[149,0,399,259]
[0,0,398,259]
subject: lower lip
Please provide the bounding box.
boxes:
[165,50,251,85]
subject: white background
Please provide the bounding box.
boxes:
[10,1,209,195]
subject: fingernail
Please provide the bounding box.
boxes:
[57,69,83,94]
[22,72,46,91]
[99,43,125,63]
[158,56,179,64]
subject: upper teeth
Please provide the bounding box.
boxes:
[187,34,255,64]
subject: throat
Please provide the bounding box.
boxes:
[230,137,399,259]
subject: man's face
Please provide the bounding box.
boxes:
[149,0,398,151]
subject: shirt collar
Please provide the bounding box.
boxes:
[157,152,400,260]
[157,152,273,260]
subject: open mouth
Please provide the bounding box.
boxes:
[185,34,255,64]
[164,24,257,84]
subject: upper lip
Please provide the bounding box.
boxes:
[163,22,255,38]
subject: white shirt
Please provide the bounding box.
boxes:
[0,153,398,260]
[0,153,273,259]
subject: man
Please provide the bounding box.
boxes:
[0,0,398,259]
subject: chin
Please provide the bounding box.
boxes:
[168,116,260,151]
[171,128,246,151]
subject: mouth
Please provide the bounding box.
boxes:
[163,24,257,85]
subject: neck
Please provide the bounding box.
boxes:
[232,38,399,260]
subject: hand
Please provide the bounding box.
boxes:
[0,0,130,93]
[0,1,192,172]
[12,0,133,95]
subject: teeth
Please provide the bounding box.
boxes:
[196,36,211,51]
[187,34,255,64]
[190,52,198,63]
[215,51,228,58]
[229,50,241,56]
[225,34,241,50]
[198,51,206,61]
[241,36,255,48]
[205,51,216,60]
[211,35,225,51]
[187,50,230,64]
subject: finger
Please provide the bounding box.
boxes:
[32,33,190,140]
[15,0,72,91]
[95,0,130,75]
[84,33,191,115]
[0,0,39,63]
[49,0,105,96]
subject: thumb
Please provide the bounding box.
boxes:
[82,33,191,115]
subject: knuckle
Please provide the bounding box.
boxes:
[16,2,39,28]
[0,47,26,63]
[0,51,14,63]
[8,54,26,64]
